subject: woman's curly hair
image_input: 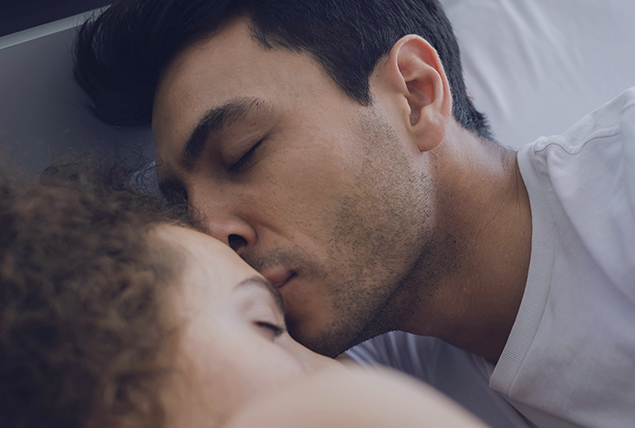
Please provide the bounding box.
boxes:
[0,156,185,428]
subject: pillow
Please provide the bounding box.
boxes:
[445,0,635,148]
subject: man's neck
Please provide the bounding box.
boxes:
[402,130,532,361]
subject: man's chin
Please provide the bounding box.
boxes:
[286,317,371,358]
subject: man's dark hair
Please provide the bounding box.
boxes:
[74,0,493,140]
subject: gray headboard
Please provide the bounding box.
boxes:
[0,11,154,173]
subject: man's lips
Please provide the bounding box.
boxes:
[264,271,296,289]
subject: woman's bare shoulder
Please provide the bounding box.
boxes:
[224,367,488,428]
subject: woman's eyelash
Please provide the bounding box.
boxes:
[229,139,264,173]
[256,322,284,337]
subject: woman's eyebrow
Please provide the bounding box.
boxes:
[237,276,285,315]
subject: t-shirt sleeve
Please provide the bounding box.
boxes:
[621,96,635,240]
[620,97,635,300]
[557,88,635,300]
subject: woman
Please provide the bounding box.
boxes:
[0,159,487,428]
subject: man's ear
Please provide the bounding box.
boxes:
[379,35,452,152]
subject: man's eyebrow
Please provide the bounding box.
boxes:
[237,276,286,316]
[180,97,268,171]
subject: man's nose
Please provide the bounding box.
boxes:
[203,215,256,253]
[186,183,257,253]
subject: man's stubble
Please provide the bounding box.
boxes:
[247,106,460,357]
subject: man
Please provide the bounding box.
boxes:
[73,1,635,427]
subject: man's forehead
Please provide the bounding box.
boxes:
[153,18,257,118]
[152,18,259,160]
[151,14,360,177]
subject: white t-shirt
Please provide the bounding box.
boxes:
[346,88,635,428]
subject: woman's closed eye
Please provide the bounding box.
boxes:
[255,321,285,339]
[236,276,286,339]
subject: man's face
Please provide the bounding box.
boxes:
[153,18,439,357]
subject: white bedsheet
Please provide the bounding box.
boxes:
[446,0,635,148]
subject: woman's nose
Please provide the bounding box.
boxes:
[292,341,344,375]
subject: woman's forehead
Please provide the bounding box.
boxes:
[155,224,261,300]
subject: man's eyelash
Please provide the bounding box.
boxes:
[256,322,284,337]
[229,139,264,173]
